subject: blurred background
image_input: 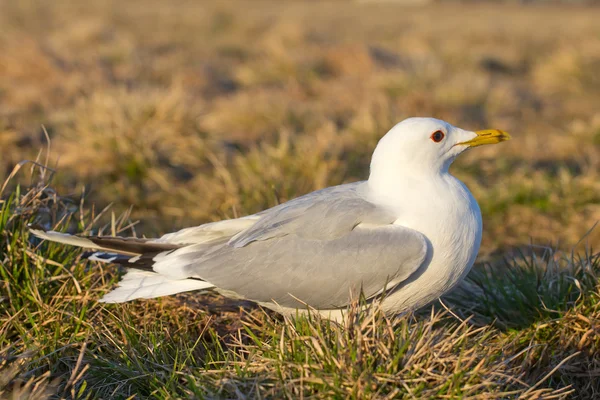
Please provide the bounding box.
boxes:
[2,0,600,253]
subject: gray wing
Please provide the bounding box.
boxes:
[229,182,395,246]
[175,182,429,309]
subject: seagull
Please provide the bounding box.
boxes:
[31,117,510,321]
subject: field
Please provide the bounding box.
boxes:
[1,0,600,398]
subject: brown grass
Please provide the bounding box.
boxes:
[2,1,600,247]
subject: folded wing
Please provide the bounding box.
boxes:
[175,182,429,308]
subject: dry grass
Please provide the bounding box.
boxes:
[2,0,600,246]
[1,0,600,398]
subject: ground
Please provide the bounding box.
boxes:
[1,0,599,398]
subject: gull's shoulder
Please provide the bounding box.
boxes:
[229,181,397,247]
[257,180,371,215]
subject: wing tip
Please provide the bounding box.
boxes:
[28,224,54,241]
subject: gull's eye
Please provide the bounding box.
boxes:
[431,130,445,143]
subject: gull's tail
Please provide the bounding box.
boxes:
[29,225,214,303]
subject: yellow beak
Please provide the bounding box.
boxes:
[458,129,511,148]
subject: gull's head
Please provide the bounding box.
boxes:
[369,117,510,181]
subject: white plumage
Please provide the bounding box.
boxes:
[100,270,214,303]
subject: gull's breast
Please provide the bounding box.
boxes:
[384,176,483,313]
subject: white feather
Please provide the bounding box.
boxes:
[88,253,118,263]
[157,216,259,245]
[151,245,206,278]
[99,270,214,303]
[30,229,99,249]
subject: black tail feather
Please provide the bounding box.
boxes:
[83,250,172,272]
[86,236,180,255]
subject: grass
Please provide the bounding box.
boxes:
[1,175,598,398]
[1,0,600,398]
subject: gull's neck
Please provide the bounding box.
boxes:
[367,167,452,206]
